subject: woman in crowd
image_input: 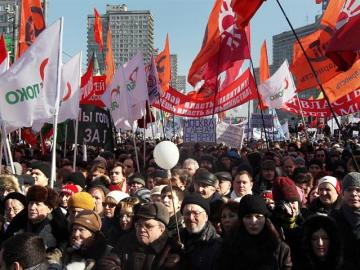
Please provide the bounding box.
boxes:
[297,215,357,270]
[218,194,292,270]
[220,201,239,236]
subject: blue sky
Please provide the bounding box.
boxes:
[47,0,323,78]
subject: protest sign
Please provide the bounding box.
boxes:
[216,122,244,148]
[183,118,216,143]
[250,113,273,128]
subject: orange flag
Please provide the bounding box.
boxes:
[105,26,114,87]
[291,0,345,91]
[259,40,270,84]
[156,34,171,92]
[94,8,104,51]
[18,0,45,57]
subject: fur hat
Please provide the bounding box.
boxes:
[318,176,341,194]
[68,192,95,210]
[135,202,170,225]
[272,177,301,202]
[0,175,21,193]
[72,210,102,232]
[31,162,51,179]
[238,194,271,218]
[26,185,59,209]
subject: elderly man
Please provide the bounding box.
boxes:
[182,158,199,178]
[193,170,221,203]
[111,202,180,269]
[180,193,221,270]
[331,172,360,268]
[215,171,232,198]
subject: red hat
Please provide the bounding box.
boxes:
[61,183,79,195]
[272,177,301,202]
[261,190,273,201]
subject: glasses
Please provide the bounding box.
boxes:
[102,202,117,208]
[183,210,205,218]
[135,222,160,231]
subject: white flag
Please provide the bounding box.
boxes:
[0,35,9,74]
[108,52,149,130]
[146,55,161,105]
[0,55,9,75]
[259,60,296,109]
[0,19,62,127]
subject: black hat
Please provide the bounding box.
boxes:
[31,162,51,178]
[181,192,210,216]
[238,194,271,218]
[87,180,109,196]
[67,172,86,189]
[194,170,218,187]
[136,202,169,225]
[214,171,233,182]
[4,192,27,207]
[308,159,323,168]
[261,160,276,171]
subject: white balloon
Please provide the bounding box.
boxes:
[153,141,180,170]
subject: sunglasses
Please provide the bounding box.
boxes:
[102,202,117,208]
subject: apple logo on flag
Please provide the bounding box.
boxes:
[336,0,360,30]
[219,0,242,50]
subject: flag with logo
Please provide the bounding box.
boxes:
[80,57,94,103]
[93,8,104,52]
[188,0,250,87]
[0,19,62,127]
[18,0,46,57]
[107,52,149,130]
[259,60,296,109]
[231,0,265,28]
[147,55,161,104]
[0,35,9,74]
[326,0,360,71]
[156,34,171,92]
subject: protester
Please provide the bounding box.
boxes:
[109,162,127,192]
[220,201,239,235]
[230,170,253,202]
[193,170,221,202]
[59,183,79,215]
[31,162,52,187]
[214,171,232,198]
[182,158,199,178]
[67,191,96,223]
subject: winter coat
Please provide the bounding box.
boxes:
[4,207,68,251]
[295,214,357,270]
[49,231,112,270]
[167,211,185,239]
[306,197,342,217]
[110,230,181,270]
[218,221,292,270]
[179,222,222,270]
[331,206,360,268]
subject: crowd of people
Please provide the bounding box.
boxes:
[0,133,360,270]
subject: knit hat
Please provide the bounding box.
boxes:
[261,190,273,202]
[4,192,27,207]
[214,171,233,182]
[150,185,166,196]
[133,187,151,203]
[106,191,129,204]
[272,177,301,202]
[31,162,51,178]
[194,170,218,187]
[181,192,210,216]
[318,176,341,194]
[68,192,95,210]
[66,172,86,189]
[261,160,276,171]
[135,202,170,225]
[128,175,146,186]
[60,183,79,196]
[238,194,271,218]
[26,185,59,209]
[342,172,360,191]
[72,210,102,232]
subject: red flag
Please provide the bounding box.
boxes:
[93,8,104,52]
[291,0,345,91]
[80,58,95,103]
[188,0,250,87]
[105,26,114,86]
[231,0,264,28]
[22,128,37,147]
[316,0,323,3]
[18,0,45,57]
[309,116,318,128]
[326,0,360,71]
[156,34,171,92]
[0,35,7,64]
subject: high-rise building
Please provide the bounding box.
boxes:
[87,4,154,71]
[170,54,177,88]
[177,75,186,93]
[0,0,18,57]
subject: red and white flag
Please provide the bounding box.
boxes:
[259,60,296,109]
[0,35,9,74]
[0,19,62,127]
[326,0,360,70]
[146,55,161,105]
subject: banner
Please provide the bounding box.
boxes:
[250,113,274,128]
[216,122,244,148]
[67,104,113,150]
[153,68,256,117]
[80,75,106,108]
[283,89,360,117]
[183,118,216,144]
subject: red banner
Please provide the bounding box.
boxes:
[283,89,360,117]
[80,75,106,108]
[153,69,257,117]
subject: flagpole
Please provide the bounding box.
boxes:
[148,103,155,139]
[50,17,64,188]
[143,108,147,170]
[275,0,359,171]
[249,58,269,151]
[157,96,167,140]
[63,122,68,158]
[1,124,15,174]
[247,100,251,140]
[132,130,140,173]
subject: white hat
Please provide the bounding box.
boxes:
[106,191,129,204]
[150,185,167,196]
[318,176,341,194]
